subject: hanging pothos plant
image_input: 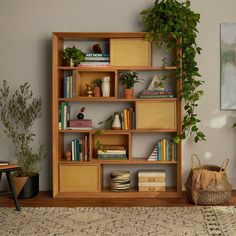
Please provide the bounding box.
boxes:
[141,0,206,143]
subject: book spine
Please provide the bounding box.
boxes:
[84,136,88,161]
[123,109,127,130]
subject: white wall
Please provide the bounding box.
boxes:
[0,0,235,190]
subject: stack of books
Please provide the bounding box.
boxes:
[97,145,127,160]
[68,119,92,130]
[148,139,177,161]
[138,170,166,192]
[79,53,110,67]
[110,171,130,192]
[139,90,174,99]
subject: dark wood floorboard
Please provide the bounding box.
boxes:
[0,191,235,207]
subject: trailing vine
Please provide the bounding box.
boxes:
[141,0,206,143]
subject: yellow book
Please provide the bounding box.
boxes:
[123,109,128,130]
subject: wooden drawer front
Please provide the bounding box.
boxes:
[110,38,151,67]
[60,165,99,192]
[139,177,165,182]
[136,101,176,129]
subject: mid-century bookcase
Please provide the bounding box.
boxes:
[52,32,182,198]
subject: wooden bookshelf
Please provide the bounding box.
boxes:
[52,32,182,199]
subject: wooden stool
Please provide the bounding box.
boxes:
[0,165,20,211]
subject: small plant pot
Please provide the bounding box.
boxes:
[13,174,39,199]
[123,88,134,99]
[94,87,101,97]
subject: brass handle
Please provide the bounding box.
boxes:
[148,178,155,182]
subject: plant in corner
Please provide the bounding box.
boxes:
[0,80,46,198]
[119,71,142,99]
[62,45,85,66]
[141,0,206,143]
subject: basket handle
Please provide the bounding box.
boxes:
[191,154,201,168]
[220,158,229,171]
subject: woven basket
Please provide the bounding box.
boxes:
[185,154,232,205]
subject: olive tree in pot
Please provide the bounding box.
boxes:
[0,80,46,198]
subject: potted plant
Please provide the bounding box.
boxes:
[92,78,102,97]
[141,0,205,143]
[62,45,85,66]
[0,80,46,198]
[119,71,141,99]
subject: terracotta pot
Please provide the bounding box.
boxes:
[13,174,39,199]
[123,88,134,99]
[94,87,101,97]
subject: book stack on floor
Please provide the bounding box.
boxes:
[97,145,127,160]
[139,90,174,99]
[79,53,110,67]
[68,119,92,130]
[138,170,166,192]
[148,139,177,161]
[110,171,130,192]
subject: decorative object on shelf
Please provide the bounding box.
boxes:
[84,84,94,97]
[101,76,110,97]
[138,170,166,192]
[62,45,85,66]
[141,0,205,143]
[185,154,231,205]
[92,78,102,97]
[119,71,142,99]
[112,112,122,130]
[64,151,72,161]
[110,171,130,191]
[147,75,164,91]
[0,80,46,198]
[92,43,102,54]
[77,106,85,120]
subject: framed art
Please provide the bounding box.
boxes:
[220,23,236,110]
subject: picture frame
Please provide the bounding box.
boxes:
[220,23,236,110]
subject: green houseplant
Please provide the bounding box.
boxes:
[62,45,85,66]
[0,80,46,198]
[141,0,205,143]
[119,71,142,99]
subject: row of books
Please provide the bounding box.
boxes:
[139,90,174,99]
[148,139,177,161]
[59,102,70,130]
[70,136,89,161]
[79,53,110,67]
[63,71,76,98]
[120,108,135,130]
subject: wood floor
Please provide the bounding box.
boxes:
[0,191,236,207]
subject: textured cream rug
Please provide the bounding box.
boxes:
[1,206,236,236]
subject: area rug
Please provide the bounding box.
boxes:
[1,206,236,236]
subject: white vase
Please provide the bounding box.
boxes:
[101,77,110,97]
[112,113,121,130]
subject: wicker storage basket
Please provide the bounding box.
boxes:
[185,154,231,205]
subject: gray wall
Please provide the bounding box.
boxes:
[0,0,236,190]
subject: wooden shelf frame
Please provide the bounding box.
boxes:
[52,32,182,199]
